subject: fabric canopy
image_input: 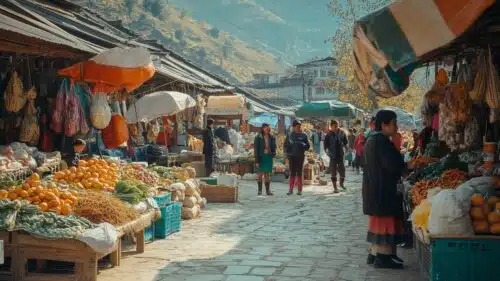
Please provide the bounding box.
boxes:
[295,100,357,119]
[58,47,155,93]
[375,106,416,130]
[125,91,196,124]
[353,0,495,97]
[248,113,279,128]
[206,95,247,116]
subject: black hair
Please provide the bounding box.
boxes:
[73,139,86,146]
[375,110,397,131]
[370,116,376,123]
[330,120,338,126]
[260,123,270,135]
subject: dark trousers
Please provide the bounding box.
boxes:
[354,155,363,171]
[329,157,345,180]
[289,155,305,177]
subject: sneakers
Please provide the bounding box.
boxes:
[367,254,375,265]
[297,191,302,196]
[287,191,293,195]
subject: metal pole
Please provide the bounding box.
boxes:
[302,70,306,102]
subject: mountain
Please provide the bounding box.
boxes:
[74,0,290,83]
[167,0,336,66]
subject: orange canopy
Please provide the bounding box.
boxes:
[58,47,155,93]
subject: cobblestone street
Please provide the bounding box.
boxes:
[99,171,423,281]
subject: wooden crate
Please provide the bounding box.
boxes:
[200,184,238,203]
[12,232,120,281]
[0,232,13,281]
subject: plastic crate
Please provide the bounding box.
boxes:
[154,193,171,208]
[144,224,154,242]
[199,177,217,185]
[155,202,182,239]
[431,237,500,281]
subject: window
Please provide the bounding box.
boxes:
[320,69,327,77]
[315,87,325,95]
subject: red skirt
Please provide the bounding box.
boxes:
[367,216,405,246]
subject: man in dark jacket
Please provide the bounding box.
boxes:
[324,120,348,193]
[362,110,414,269]
[203,119,217,176]
[284,120,310,195]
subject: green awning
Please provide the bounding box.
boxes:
[295,100,357,119]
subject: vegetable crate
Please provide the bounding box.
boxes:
[155,203,182,239]
[154,193,171,208]
[144,224,154,242]
[430,237,500,281]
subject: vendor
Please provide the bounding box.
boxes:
[362,110,415,269]
[203,119,217,176]
[62,139,87,168]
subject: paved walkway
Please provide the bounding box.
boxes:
[99,171,423,281]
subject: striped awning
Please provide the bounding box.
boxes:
[353,0,495,97]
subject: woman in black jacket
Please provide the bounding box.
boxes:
[253,123,276,196]
[362,110,414,269]
[284,120,310,195]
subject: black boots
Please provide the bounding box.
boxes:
[332,179,339,193]
[265,182,273,196]
[258,182,273,196]
[373,254,404,269]
[340,177,346,190]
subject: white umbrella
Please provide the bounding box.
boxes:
[125,91,196,123]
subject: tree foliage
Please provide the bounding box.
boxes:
[326,0,426,114]
[143,0,168,18]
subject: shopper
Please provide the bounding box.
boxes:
[254,123,276,196]
[63,139,87,168]
[311,126,322,154]
[362,110,414,269]
[324,120,348,193]
[284,120,310,196]
[203,119,217,176]
[354,127,366,174]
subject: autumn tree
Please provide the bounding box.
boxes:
[326,0,426,113]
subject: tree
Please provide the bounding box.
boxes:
[327,0,396,111]
[143,0,168,18]
[174,29,184,41]
[124,0,138,16]
[209,27,220,39]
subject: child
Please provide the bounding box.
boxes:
[64,139,87,167]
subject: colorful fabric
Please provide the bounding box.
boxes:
[354,0,495,97]
[367,216,405,246]
[258,154,273,173]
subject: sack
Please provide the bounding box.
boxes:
[90,93,111,129]
[182,196,197,208]
[51,80,67,133]
[428,189,474,236]
[4,71,26,113]
[101,114,129,149]
[181,206,200,220]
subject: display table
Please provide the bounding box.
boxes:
[200,184,238,203]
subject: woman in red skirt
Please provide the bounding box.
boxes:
[362,110,414,269]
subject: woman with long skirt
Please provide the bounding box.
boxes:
[254,123,276,196]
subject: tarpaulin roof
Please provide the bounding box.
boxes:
[295,100,358,119]
[206,95,247,116]
[248,113,279,128]
[353,0,495,98]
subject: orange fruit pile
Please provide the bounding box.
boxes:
[53,159,119,192]
[0,173,79,215]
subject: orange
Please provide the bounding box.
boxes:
[60,203,72,216]
[31,173,40,181]
[39,202,49,212]
[48,199,61,208]
[49,206,61,215]
[18,190,29,198]
[8,192,18,200]
[0,190,7,199]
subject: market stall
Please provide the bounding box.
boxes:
[354,1,500,280]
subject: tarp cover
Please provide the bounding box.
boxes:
[248,113,279,128]
[206,95,246,116]
[353,0,495,97]
[295,100,357,119]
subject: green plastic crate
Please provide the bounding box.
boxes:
[431,237,500,281]
[199,177,217,185]
[154,202,182,239]
[154,193,171,208]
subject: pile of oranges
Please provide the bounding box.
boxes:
[0,173,79,215]
[52,159,119,192]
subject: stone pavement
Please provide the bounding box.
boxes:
[99,171,424,281]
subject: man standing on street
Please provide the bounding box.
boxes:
[325,120,348,193]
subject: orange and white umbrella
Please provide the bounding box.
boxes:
[58,47,155,93]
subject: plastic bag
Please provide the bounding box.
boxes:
[51,80,68,133]
[64,83,80,137]
[410,199,431,230]
[428,189,474,236]
[90,93,111,129]
[77,223,118,254]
